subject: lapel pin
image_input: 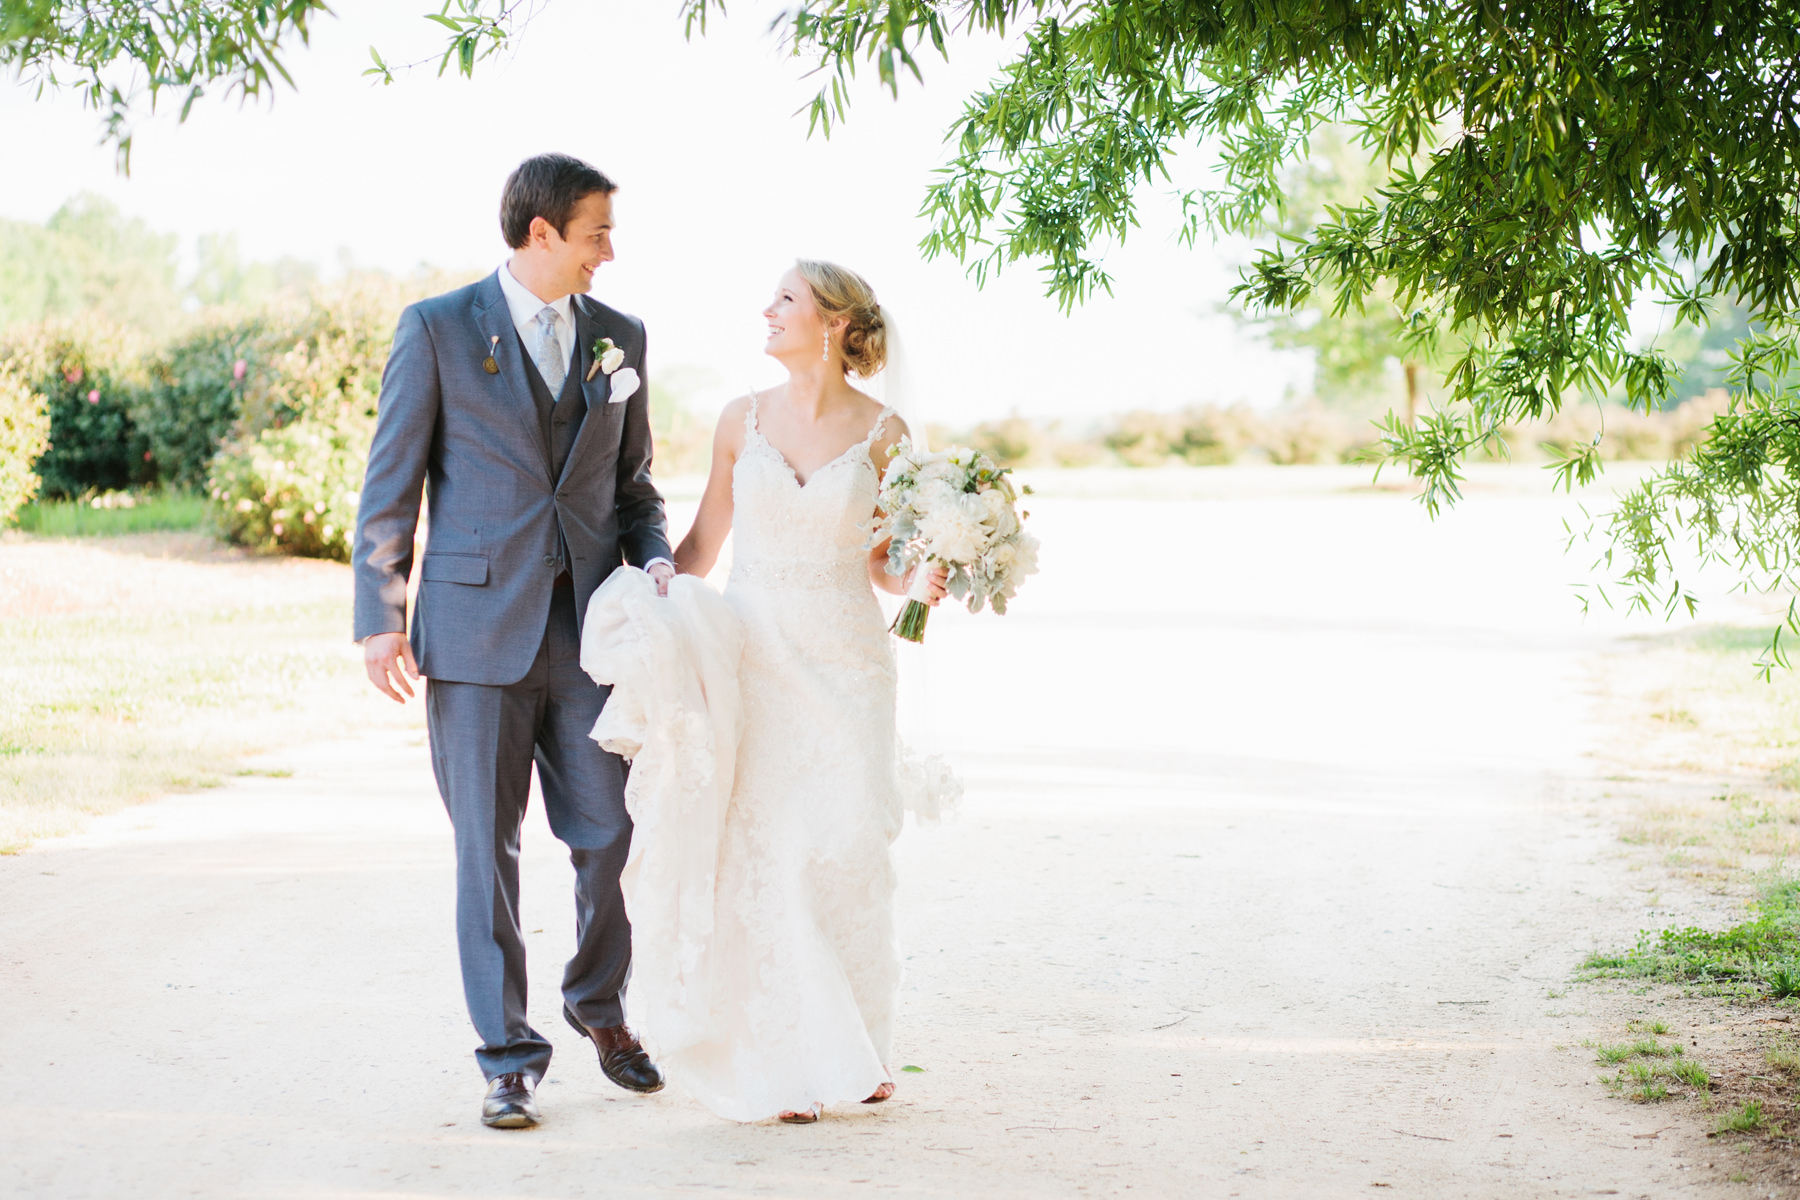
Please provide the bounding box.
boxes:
[582,301,603,381]
[483,335,500,375]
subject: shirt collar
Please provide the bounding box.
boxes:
[498,261,575,332]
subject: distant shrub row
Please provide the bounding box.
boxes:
[932,393,1730,470]
[0,278,1733,551]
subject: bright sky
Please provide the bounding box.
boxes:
[0,0,1303,423]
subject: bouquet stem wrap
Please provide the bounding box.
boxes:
[891,562,937,643]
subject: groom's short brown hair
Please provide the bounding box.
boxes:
[500,154,617,249]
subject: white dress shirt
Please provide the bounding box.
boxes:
[495,263,673,577]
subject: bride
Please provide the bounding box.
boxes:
[623,260,950,1123]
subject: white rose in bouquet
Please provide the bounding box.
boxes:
[915,476,962,509]
[916,492,991,564]
[978,487,1020,538]
[918,457,962,486]
[992,531,1039,609]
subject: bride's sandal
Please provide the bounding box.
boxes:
[779,1103,823,1124]
[863,1069,896,1104]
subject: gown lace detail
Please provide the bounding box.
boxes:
[668,395,902,1120]
[583,392,958,1123]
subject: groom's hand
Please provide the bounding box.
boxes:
[363,632,421,703]
[647,561,675,598]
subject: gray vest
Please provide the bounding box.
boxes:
[517,331,588,572]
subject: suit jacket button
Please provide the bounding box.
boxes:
[556,490,566,500]
[543,556,555,567]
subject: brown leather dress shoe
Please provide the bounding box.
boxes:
[563,1004,665,1093]
[481,1072,540,1129]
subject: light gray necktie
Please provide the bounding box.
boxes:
[531,306,566,394]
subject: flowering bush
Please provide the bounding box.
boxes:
[209,417,367,559]
[207,280,402,560]
[138,313,276,490]
[0,365,50,525]
[232,283,394,435]
[0,322,152,498]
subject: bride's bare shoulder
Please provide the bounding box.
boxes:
[841,386,895,432]
[711,393,758,454]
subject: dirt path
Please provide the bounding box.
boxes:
[0,467,1753,1197]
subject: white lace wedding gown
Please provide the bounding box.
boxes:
[581,393,956,1122]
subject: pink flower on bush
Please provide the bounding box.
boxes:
[232,359,247,381]
[144,451,154,462]
[63,367,83,385]
[87,390,100,404]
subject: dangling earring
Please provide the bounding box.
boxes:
[822,327,830,363]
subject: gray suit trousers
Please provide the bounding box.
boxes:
[425,578,632,1082]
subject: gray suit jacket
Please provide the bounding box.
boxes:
[352,270,673,686]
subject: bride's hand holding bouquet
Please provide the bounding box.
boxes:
[874,438,1040,643]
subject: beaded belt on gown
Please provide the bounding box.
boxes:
[729,554,868,593]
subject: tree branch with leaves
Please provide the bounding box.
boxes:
[668,0,1800,666]
[1,0,333,170]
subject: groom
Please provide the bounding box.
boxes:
[352,153,676,1129]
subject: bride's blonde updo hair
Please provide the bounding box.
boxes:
[795,259,887,378]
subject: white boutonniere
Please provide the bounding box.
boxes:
[585,336,627,382]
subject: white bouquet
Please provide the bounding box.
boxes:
[874,437,1040,643]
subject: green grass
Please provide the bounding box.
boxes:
[1672,1059,1713,1090]
[1594,1033,1710,1102]
[1717,1100,1768,1134]
[1615,1063,1672,1102]
[1765,1038,1800,1076]
[1582,877,1800,997]
[1689,625,1782,656]
[14,491,210,537]
[1596,1038,1678,1064]
[0,596,411,851]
